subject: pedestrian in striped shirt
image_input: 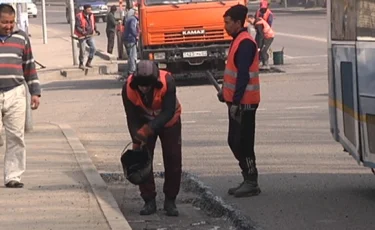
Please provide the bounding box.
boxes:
[0,4,41,188]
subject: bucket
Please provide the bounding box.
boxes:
[273,47,284,65]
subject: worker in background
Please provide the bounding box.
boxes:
[217,4,261,198]
[248,15,274,70]
[255,0,274,27]
[106,5,117,54]
[121,60,182,217]
[74,4,100,70]
[122,8,139,78]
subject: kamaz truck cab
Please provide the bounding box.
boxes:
[131,0,248,79]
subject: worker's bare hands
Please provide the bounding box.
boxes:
[31,95,40,110]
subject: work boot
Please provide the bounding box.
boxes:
[139,198,157,215]
[164,197,179,216]
[85,58,93,68]
[234,172,261,198]
[228,171,248,195]
[228,181,244,195]
[78,61,85,70]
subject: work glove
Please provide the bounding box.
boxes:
[95,30,101,36]
[229,104,240,120]
[135,124,154,144]
[217,89,225,103]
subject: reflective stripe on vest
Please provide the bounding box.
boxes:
[74,13,95,37]
[126,70,182,127]
[256,18,275,39]
[222,31,260,105]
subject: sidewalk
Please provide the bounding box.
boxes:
[28,24,118,82]
[0,123,131,230]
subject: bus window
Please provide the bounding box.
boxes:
[357,0,375,40]
[331,0,356,41]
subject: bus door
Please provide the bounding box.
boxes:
[356,0,375,167]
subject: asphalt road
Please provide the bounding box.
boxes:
[30,5,327,64]
[29,7,375,230]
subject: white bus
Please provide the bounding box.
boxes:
[327,0,375,172]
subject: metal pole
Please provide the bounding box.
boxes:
[41,0,47,44]
[69,0,78,65]
[284,0,288,8]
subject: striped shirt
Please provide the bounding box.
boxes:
[0,30,41,96]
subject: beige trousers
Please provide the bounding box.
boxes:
[0,84,26,184]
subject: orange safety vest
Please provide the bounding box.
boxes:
[223,31,260,105]
[255,18,275,39]
[255,8,273,24]
[74,12,95,37]
[126,70,182,127]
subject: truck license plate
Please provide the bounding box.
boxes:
[183,51,208,58]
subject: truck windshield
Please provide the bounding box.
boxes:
[145,0,228,6]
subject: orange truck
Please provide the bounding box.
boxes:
[127,0,249,79]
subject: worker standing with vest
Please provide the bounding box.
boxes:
[255,0,274,27]
[248,15,275,70]
[121,60,182,217]
[74,4,100,70]
[217,5,261,198]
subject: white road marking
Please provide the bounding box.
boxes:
[183,110,211,114]
[182,121,197,124]
[250,28,326,42]
[286,106,320,110]
[284,55,327,59]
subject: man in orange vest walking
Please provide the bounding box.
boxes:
[248,14,275,70]
[217,4,261,197]
[74,4,101,69]
[121,60,182,217]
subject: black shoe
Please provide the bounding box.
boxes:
[85,58,93,68]
[5,180,24,188]
[164,197,179,216]
[139,199,157,215]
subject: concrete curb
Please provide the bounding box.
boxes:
[100,171,263,230]
[57,123,132,230]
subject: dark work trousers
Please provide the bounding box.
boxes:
[106,30,115,54]
[227,106,258,181]
[260,38,274,65]
[140,120,182,201]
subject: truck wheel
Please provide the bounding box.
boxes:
[95,17,100,23]
[102,16,107,22]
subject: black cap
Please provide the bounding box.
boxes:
[130,60,163,89]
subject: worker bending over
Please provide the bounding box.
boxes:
[121,60,182,217]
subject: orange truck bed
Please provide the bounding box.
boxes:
[137,0,248,79]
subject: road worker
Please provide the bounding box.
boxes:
[74,4,100,69]
[248,15,275,70]
[121,60,182,216]
[217,4,261,197]
[255,0,274,27]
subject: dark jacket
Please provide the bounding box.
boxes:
[230,28,257,105]
[121,73,177,144]
[123,15,139,43]
[75,12,96,35]
[106,12,117,32]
